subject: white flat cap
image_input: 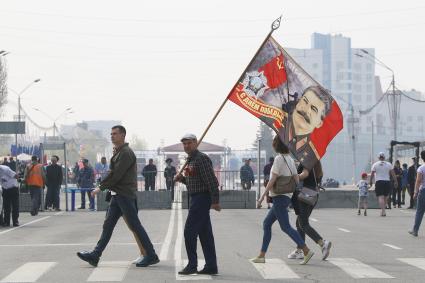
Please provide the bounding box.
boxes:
[181,133,197,142]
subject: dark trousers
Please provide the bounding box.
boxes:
[144,179,155,191]
[81,189,94,209]
[93,194,156,257]
[241,181,251,190]
[45,185,60,209]
[29,186,42,215]
[296,200,322,243]
[184,193,217,270]
[392,185,402,206]
[166,179,175,201]
[408,183,415,208]
[2,187,19,225]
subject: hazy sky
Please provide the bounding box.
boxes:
[1,0,423,149]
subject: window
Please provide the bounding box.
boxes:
[366,74,373,81]
[353,74,361,82]
[353,84,361,92]
[366,64,372,71]
[336,72,344,81]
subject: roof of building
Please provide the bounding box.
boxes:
[162,141,226,153]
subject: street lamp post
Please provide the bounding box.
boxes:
[33,107,73,137]
[9,79,42,149]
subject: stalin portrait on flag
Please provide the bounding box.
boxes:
[228,36,343,170]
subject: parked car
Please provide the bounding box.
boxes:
[322,178,339,188]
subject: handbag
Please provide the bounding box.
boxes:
[297,168,319,206]
[272,155,297,194]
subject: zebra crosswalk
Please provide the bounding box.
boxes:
[1,257,425,282]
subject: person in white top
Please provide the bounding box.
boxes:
[370,152,397,217]
[0,164,20,226]
[409,150,425,236]
[252,136,314,265]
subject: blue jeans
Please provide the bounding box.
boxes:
[184,193,217,270]
[93,195,156,257]
[413,189,425,233]
[261,195,305,253]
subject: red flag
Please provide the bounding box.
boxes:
[228,36,343,169]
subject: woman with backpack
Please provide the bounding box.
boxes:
[287,161,332,261]
[252,136,314,265]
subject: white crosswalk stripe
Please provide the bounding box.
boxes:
[86,261,130,282]
[398,258,425,271]
[0,262,57,283]
[328,258,394,279]
[250,258,299,279]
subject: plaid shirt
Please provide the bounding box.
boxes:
[182,150,219,204]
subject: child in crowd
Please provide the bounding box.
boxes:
[357,173,369,216]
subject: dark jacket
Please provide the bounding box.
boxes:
[142,164,157,181]
[164,166,176,180]
[99,143,137,199]
[240,164,255,183]
[46,164,63,188]
[408,164,418,186]
[77,166,94,189]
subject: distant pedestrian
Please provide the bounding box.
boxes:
[95,157,109,184]
[77,159,95,210]
[164,158,176,199]
[24,155,46,216]
[289,161,331,261]
[401,163,409,205]
[142,159,157,191]
[409,150,425,237]
[45,155,63,211]
[254,136,314,265]
[240,159,255,190]
[2,157,9,166]
[263,157,274,209]
[370,152,398,217]
[72,162,80,184]
[357,173,369,216]
[77,125,159,268]
[7,157,16,172]
[408,157,419,209]
[392,160,403,208]
[174,133,221,275]
[0,165,20,227]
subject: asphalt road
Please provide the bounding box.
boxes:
[0,202,423,283]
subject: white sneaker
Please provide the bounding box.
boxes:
[300,250,314,265]
[132,256,144,264]
[251,256,265,263]
[321,240,332,260]
[287,249,304,259]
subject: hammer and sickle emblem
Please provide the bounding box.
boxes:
[276,56,284,70]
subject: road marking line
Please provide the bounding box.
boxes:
[398,258,425,271]
[328,258,394,279]
[0,242,161,247]
[0,216,51,236]
[337,228,351,233]
[310,218,318,222]
[0,262,57,282]
[250,258,299,279]
[383,243,402,250]
[159,202,176,260]
[87,261,130,282]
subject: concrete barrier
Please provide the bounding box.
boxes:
[316,188,379,209]
[96,191,172,211]
[181,190,256,209]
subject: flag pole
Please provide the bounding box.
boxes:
[177,15,282,175]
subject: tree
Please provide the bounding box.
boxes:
[130,134,148,151]
[0,58,7,117]
[253,122,275,161]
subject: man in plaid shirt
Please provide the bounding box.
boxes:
[175,133,221,275]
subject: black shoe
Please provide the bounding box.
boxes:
[13,222,19,227]
[55,208,62,212]
[77,251,99,267]
[135,254,160,267]
[178,266,198,275]
[78,207,85,209]
[198,267,218,275]
[30,210,36,216]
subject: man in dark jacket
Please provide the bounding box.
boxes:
[408,157,419,209]
[142,159,157,191]
[45,155,63,211]
[77,125,159,268]
[78,159,95,210]
[240,159,255,190]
